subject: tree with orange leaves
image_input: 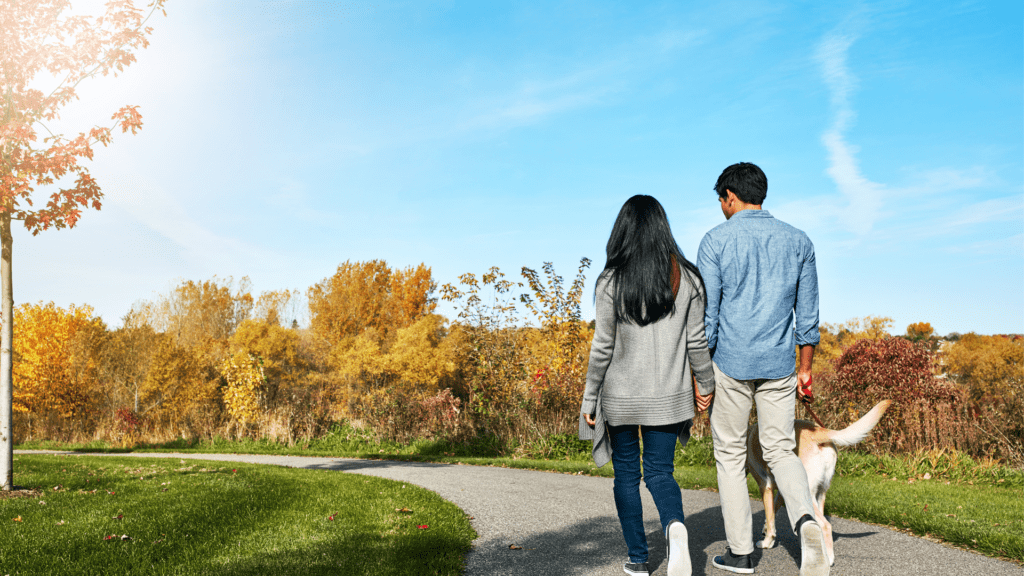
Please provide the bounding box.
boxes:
[1,0,167,489]
[308,260,437,349]
[12,301,106,417]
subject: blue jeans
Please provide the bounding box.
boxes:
[609,422,688,564]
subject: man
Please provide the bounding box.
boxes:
[695,162,828,576]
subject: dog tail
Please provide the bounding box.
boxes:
[827,400,892,447]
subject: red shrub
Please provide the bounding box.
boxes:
[824,338,977,454]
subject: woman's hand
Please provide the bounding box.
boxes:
[584,413,596,427]
[693,375,714,412]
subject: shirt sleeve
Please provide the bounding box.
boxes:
[794,237,820,346]
[581,272,616,415]
[696,233,722,356]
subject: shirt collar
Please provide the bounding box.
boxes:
[731,209,772,219]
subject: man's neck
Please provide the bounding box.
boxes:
[726,204,762,219]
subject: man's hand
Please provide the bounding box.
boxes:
[693,375,714,412]
[797,371,813,402]
[797,344,815,402]
[584,413,596,427]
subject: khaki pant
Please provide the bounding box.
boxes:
[710,362,815,555]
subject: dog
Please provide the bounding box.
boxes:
[746,400,891,566]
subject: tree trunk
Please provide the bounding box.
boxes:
[1,210,13,490]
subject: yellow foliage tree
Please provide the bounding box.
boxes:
[520,260,592,378]
[220,351,266,428]
[140,338,218,422]
[329,315,459,416]
[308,260,437,349]
[906,322,934,341]
[228,318,308,404]
[253,289,299,327]
[815,315,895,372]
[12,302,105,416]
[945,333,1024,400]
[133,276,253,355]
[384,314,457,393]
[98,311,163,413]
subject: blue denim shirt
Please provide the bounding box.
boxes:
[696,209,819,380]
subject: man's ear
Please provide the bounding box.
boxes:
[725,189,738,205]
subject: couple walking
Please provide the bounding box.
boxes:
[580,162,828,576]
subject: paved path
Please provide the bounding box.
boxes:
[16,451,1022,575]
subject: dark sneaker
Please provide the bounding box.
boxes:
[799,519,829,576]
[623,562,650,576]
[712,548,754,574]
[665,520,691,576]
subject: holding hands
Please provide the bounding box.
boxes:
[693,375,714,412]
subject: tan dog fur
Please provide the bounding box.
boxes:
[746,400,891,566]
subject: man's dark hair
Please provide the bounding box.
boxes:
[714,162,767,205]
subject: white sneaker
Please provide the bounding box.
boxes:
[799,520,829,576]
[666,520,692,576]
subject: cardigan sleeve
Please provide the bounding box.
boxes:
[581,272,616,415]
[684,271,716,396]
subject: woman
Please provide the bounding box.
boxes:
[580,195,716,576]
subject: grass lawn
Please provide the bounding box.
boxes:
[17,430,1024,565]
[0,455,475,576]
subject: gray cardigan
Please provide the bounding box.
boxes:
[579,265,716,467]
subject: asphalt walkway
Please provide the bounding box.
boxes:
[15,451,1022,575]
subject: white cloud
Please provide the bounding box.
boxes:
[102,173,279,273]
[816,32,886,237]
[459,63,625,132]
[943,233,1024,255]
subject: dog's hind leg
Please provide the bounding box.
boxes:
[815,492,834,566]
[755,476,778,549]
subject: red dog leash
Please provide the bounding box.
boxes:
[799,375,826,428]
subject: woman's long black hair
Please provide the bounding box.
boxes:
[600,195,705,326]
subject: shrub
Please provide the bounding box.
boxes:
[821,337,974,455]
[359,388,467,443]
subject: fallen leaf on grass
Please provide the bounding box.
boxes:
[12,516,22,522]
[509,544,522,550]
[328,513,338,521]
[113,514,123,520]
[417,525,429,530]
[38,501,46,505]
[56,520,66,526]
[395,507,413,513]
[923,505,928,512]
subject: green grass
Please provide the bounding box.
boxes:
[1,455,475,576]
[16,429,1024,564]
[824,471,1023,560]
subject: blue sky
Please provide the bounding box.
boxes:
[20,0,1024,335]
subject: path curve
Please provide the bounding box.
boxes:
[15,451,1020,576]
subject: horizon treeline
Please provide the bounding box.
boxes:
[8,259,1023,466]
